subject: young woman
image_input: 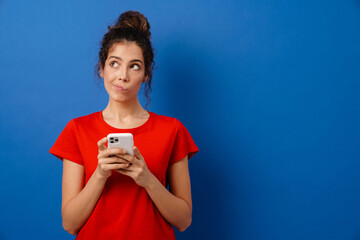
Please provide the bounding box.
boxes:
[50,11,198,240]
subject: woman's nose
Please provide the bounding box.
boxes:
[118,68,129,82]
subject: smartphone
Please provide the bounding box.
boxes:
[107,133,134,156]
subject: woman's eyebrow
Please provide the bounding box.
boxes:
[108,56,143,64]
[108,56,122,61]
[130,59,144,64]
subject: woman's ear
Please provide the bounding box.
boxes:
[100,67,104,78]
[143,75,148,83]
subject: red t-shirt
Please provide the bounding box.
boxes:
[49,111,198,239]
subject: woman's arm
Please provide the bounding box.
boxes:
[61,137,131,235]
[117,147,192,232]
[61,160,107,235]
[146,156,193,232]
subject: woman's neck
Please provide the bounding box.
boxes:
[103,98,148,121]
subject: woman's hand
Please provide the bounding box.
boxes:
[116,146,155,188]
[96,137,131,179]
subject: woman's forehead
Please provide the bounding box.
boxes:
[107,42,144,61]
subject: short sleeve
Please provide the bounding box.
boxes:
[49,119,84,165]
[169,119,199,165]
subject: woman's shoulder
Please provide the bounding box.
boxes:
[69,111,101,126]
[150,112,183,128]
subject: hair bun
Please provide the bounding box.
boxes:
[112,10,151,40]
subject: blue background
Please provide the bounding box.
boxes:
[1,0,360,239]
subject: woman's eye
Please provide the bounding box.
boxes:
[110,62,119,68]
[131,64,140,70]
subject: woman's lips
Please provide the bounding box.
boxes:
[113,84,127,91]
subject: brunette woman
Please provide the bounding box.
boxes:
[50,10,198,240]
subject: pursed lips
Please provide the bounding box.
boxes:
[113,84,127,91]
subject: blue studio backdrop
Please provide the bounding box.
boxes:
[1,0,360,239]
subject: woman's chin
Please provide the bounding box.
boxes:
[110,96,132,104]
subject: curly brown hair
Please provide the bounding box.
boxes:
[96,11,155,108]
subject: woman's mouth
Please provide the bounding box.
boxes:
[113,84,127,91]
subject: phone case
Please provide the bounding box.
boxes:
[107,133,134,155]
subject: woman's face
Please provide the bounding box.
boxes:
[100,41,147,104]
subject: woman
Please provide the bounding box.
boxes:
[49,10,199,240]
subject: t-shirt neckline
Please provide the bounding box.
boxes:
[98,111,154,133]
